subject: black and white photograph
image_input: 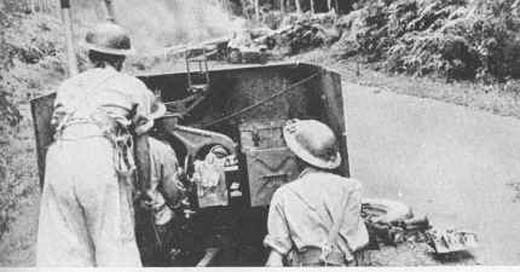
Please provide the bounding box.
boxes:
[0,0,519,268]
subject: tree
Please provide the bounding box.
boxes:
[295,0,302,13]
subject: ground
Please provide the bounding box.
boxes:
[347,82,520,265]
[1,56,520,266]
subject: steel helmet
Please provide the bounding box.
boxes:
[133,99,166,135]
[83,22,134,56]
[283,119,341,169]
[149,99,167,120]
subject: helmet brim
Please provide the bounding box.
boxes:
[283,126,342,170]
[82,42,135,56]
[150,101,167,120]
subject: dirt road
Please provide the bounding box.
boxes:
[345,82,520,265]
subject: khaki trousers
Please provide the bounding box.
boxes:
[36,136,141,266]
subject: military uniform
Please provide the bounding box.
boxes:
[36,65,156,266]
[263,119,369,266]
[264,167,368,266]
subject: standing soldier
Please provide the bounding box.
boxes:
[263,119,369,266]
[36,22,157,266]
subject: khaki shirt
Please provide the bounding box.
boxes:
[53,66,154,132]
[147,137,184,225]
[263,167,369,261]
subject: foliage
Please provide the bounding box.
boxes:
[0,8,66,239]
[336,0,520,82]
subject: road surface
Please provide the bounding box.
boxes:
[345,82,520,265]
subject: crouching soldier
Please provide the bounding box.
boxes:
[263,119,369,266]
[136,136,187,265]
[133,103,189,266]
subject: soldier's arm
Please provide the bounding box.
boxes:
[265,250,284,267]
[263,190,292,266]
[158,143,185,209]
[131,79,156,135]
[51,83,73,133]
[343,180,370,251]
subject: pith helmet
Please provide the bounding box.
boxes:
[283,119,341,169]
[83,22,134,56]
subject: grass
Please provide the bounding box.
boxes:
[292,48,520,120]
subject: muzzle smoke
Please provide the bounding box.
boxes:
[112,0,242,54]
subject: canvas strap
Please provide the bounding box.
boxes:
[320,195,350,265]
[285,182,350,266]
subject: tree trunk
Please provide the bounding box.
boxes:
[103,0,117,22]
[295,0,301,13]
[327,0,332,11]
[280,0,285,13]
[219,0,230,13]
[254,0,259,20]
[60,0,79,76]
[310,0,315,14]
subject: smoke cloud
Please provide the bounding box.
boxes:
[112,0,241,54]
[70,0,241,54]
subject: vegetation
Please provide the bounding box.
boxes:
[335,0,520,84]
[0,1,67,241]
[239,1,520,86]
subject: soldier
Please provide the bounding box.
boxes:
[263,119,369,266]
[36,22,157,266]
[136,109,188,266]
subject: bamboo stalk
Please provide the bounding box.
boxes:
[103,0,117,22]
[254,0,259,21]
[219,0,229,13]
[60,0,78,76]
[295,0,301,13]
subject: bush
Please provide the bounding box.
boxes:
[336,0,520,82]
[0,9,66,239]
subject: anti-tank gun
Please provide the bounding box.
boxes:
[30,59,348,266]
[137,56,348,265]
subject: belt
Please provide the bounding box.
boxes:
[290,247,347,266]
[58,122,107,141]
[57,120,136,176]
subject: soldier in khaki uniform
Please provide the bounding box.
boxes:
[36,22,158,266]
[264,119,369,266]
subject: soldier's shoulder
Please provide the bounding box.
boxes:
[57,70,95,92]
[271,182,292,202]
[340,176,363,190]
[116,72,147,88]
